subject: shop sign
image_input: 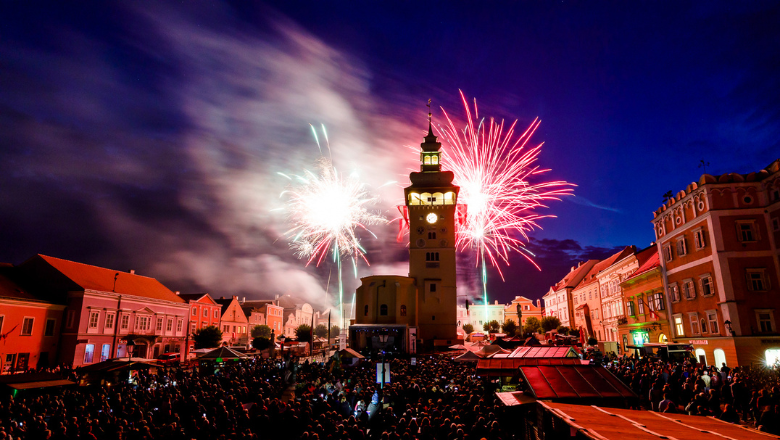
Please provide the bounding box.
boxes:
[688,340,708,345]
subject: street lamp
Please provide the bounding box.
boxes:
[126,340,135,361]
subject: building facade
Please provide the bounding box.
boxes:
[16,255,190,366]
[543,261,598,328]
[504,296,543,329]
[179,293,221,355]
[618,246,672,354]
[243,300,284,336]
[653,159,780,367]
[0,266,65,372]
[598,246,639,350]
[215,296,249,346]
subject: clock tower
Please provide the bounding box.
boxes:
[404,115,459,344]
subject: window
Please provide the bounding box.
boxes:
[707,310,719,335]
[773,218,780,232]
[676,237,687,257]
[626,301,635,316]
[177,319,183,332]
[651,292,665,311]
[120,315,129,330]
[430,284,437,293]
[663,244,673,262]
[21,317,34,336]
[191,323,197,334]
[84,344,95,364]
[44,319,56,337]
[695,348,707,365]
[425,252,440,261]
[105,313,115,330]
[166,319,173,332]
[203,308,208,317]
[88,311,100,329]
[694,228,706,249]
[700,318,708,333]
[637,297,645,315]
[192,308,197,316]
[714,349,727,367]
[380,304,388,316]
[400,305,407,316]
[699,274,714,296]
[364,305,368,316]
[214,310,219,318]
[100,344,111,362]
[682,279,696,300]
[689,313,700,335]
[747,269,770,291]
[737,220,757,242]
[66,310,76,329]
[156,318,164,332]
[674,314,684,336]
[757,310,775,333]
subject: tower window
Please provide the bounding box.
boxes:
[430,284,437,293]
[432,155,439,165]
[364,305,368,316]
[424,155,431,165]
[428,232,437,240]
[380,304,388,316]
[400,305,407,316]
[425,252,440,261]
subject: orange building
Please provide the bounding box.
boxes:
[504,296,542,330]
[215,296,249,346]
[653,159,780,367]
[179,293,221,354]
[0,265,65,372]
[618,246,672,353]
[242,300,284,337]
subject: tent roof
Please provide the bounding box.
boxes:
[506,346,579,359]
[338,348,365,359]
[520,365,636,400]
[477,358,584,376]
[454,350,484,362]
[199,347,248,360]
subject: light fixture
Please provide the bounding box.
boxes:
[426,213,438,224]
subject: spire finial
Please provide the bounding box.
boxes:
[427,98,432,135]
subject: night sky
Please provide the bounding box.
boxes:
[1,2,778,310]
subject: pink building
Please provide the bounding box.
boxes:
[16,255,190,366]
[179,293,221,355]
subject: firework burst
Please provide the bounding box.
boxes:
[437,91,574,317]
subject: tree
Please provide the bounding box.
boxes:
[522,317,541,335]
[330,325,340,338]
[556,325,570,335]
[252,337,272,350]
[295,324,312,343]
[569,328,580,338]
[541,316,561,332]
[488,320,500,333]
[587,337,598,346]
[193,325,223,349]
[483,322,490,332]
[251,325,272,339]
[462,323,474,334]
[501,320,517,336]
[314,324,328,338]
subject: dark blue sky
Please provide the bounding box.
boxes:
[1,1,778,306]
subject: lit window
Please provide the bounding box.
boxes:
[707,310,719,335]
[100,344,111,362]
[736,220,758,242]
[676,237,687,257]
[84,344,95,364]
[694,228,706,249]
[747,269,769,292]
[674,314,684,336]
[652,292,665,311]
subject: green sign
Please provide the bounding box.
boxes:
[632,331,649,346]
[216,357,223,363]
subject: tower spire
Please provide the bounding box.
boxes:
[427,98,433,136]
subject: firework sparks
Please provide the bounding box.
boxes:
[437,91,574,318]
[279,127,386,328]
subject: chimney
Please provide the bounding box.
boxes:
[129,269,135,274]
[536,299,540,308]
[570,267,575,272]
[220,296,224,300]
[243,297,246,303]
[175,291,180,295]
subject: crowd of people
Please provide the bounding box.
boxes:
[605,354,780,434]
[0,354,507,440]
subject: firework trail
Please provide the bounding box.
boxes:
[279,126,386,328]
[437,91,574,321]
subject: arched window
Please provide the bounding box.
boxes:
[714,349,727,368]
[694,348,707,365]
[424,155,431,165]
[432,155,439,165]
[428,232,437,240]
[400,305,407,316]
[421,193,432,205]
[364,305,368,316]
[432,192,444,205]
[409,193,421,205]
[380,304,388,316]
[444,192,455,205]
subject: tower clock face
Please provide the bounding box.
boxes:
[426,213,438,224]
